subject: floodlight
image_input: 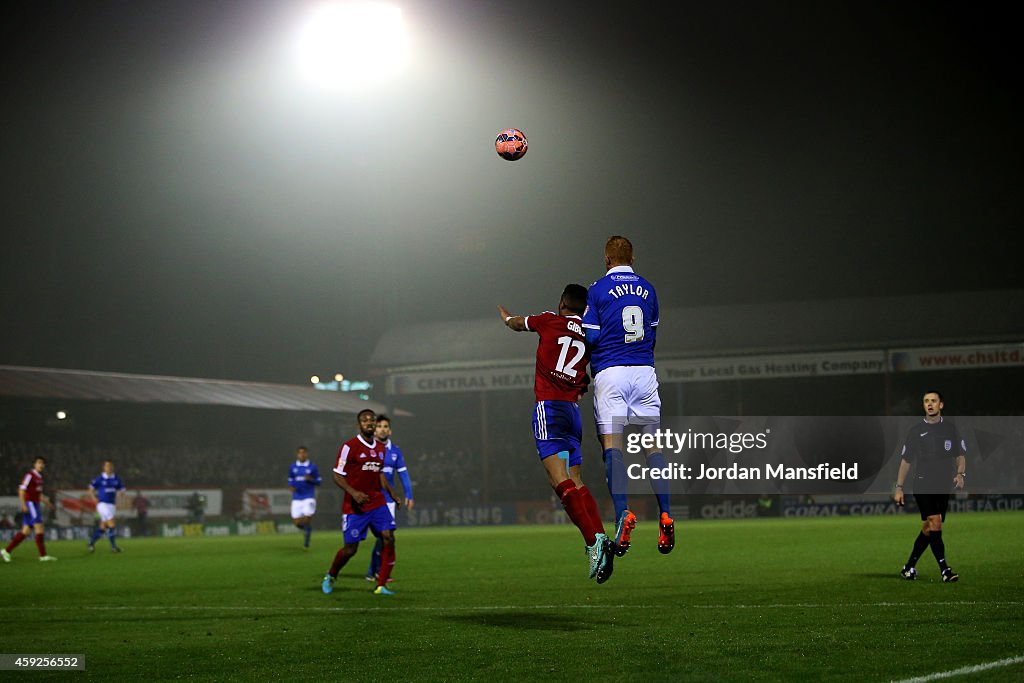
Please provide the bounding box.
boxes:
[296,2,408,88]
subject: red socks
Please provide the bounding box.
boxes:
[555,480,599,546]
[4,532,47,557]
[329,547,348,578]
[6,531,26,553]
[578,486,605,536]
[376,544,396,587]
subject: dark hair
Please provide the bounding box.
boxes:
[356,409,376,421]
[375,414,391,425]
[561,284,588,315]
[34,456,46,464]
[923,389,944,403]
[296,445,308,451]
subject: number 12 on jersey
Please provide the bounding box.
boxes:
[555,336,586,377]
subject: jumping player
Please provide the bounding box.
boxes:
[288,446,321,549]
[322,410,402,596]
[582,235,674,557]
[894,390,966,582]
[499,284,614,583]
[2,457,57,563]
[365,415,413,582]
[87,460,126,553]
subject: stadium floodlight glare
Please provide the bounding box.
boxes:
[334,373,344,382]
[295,2,409,88]
[310,375,320,384]
[56,410,67,420]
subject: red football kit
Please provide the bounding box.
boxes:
[333,435,387,514]
[19,469,44,503]
[523,312,590,402]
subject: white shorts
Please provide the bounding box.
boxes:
[97,502,117,522]
[291,498,317,519]
[593,365,662,435]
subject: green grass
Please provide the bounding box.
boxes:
[4,513,1023,681]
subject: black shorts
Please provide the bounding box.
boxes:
[914,493,950,521]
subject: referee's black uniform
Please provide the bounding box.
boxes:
[899,417,967,519]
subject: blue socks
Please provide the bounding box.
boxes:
[367,536,384,577]
[604,448,629,521]
[646,452,671,516]
[106,527,118,549]
[303,525,312,548]
[90,527,103,545]
[602,447,672,518]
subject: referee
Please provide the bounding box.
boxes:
[894,390,966,582]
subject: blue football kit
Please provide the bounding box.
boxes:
[581,265,659,373]
[89,473,125,504]
[288,461,322,500]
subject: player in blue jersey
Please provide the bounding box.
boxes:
[365,415,414,582]
[87,460,126,553]
[288,446,322,549]
[582,236,674,557]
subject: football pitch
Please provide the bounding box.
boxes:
[4,513,1023,682]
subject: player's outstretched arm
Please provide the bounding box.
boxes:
[497,305,527,332]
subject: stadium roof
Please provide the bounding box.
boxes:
[369,290,1024,371]
[0,365,407,415]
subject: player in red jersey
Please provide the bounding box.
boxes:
[499,284,614,583]
[322,409,402,596]
[2,457,57,563]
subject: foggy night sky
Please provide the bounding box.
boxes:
[1,1,1019,384]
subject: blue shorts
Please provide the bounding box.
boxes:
[21,501,43,526]
[533,401,582,468]
[342,505,396,544]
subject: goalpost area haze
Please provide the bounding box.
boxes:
[4,514,1024,681]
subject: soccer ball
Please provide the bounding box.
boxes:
[495,128,528,161]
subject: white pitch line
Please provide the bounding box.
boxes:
[22,600,1020,614]
[891,655,1024,683]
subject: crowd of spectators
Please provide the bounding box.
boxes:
[1,439,556,505]
[0,441,256,491]
[4,417,1023,513]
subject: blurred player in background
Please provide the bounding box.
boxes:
[288,446,322,549]
[894,390,966,582]
[87,460,126,553]
[499,284,614,583]
[322,409,402,596]
[582,236,674,557]
[2,457,57,563]
[365,414,414,582]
